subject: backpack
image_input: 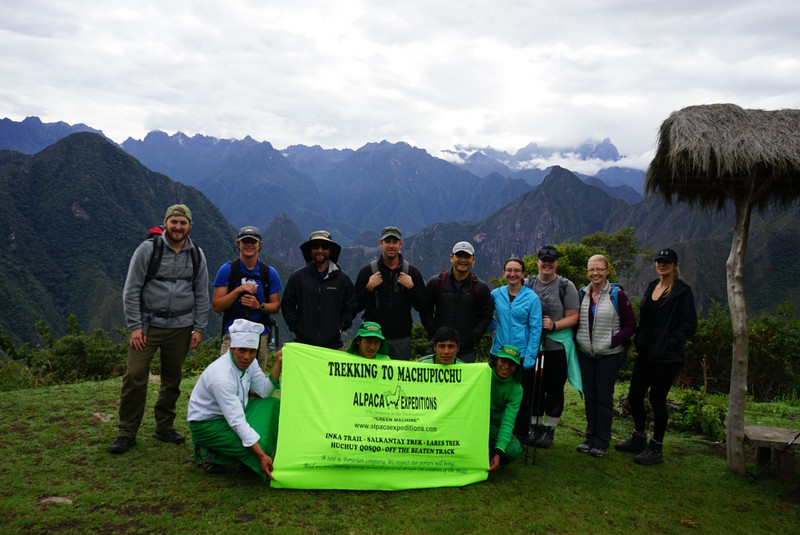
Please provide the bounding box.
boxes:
[144,229,201,289]
[221,258,275,335]
[369,259,409,276]
[139,227,202,320]
[369,259,410,309]
[577,282,632,359]
[524,275,569,307]
[434,270,480,307]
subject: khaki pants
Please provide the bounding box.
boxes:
[118,326,192,438]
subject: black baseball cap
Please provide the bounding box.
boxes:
[654,248,678,263]
[538,245,559,260]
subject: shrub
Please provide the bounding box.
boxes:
[16,315,127,384]
[671,389,727,441]
[0,360,44,391]
[184,335,222,377]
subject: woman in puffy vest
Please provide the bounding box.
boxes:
[575,254,636,458]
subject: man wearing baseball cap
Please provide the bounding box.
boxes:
[354,226,427,360]
[212,225,282,371]
[110,204,210,454]
[421,241,494,363]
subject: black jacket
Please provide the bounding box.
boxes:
[354,255,427,339]
[281,262,358,349]
[634,279,697,364]
[421,269,494,352]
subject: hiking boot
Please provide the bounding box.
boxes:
[614,431,647,453]
[202,459,226,474]
[576,440,592,453]
[589,447,608,458]
[535,426,555,449]
[108,436,136,454]
[634,440,663,465]
[196,445,225,474]
[152,429,186,444]
[527,425,544,446]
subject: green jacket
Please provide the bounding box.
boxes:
[490,368,522,453]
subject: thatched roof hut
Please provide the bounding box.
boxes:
[646,103,800,210]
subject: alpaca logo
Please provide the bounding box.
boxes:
[384,385,405,409]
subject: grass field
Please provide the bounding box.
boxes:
[1,376,798,534]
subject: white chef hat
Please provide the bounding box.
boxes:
[229,319,262,349]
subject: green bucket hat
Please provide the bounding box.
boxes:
[497,344,521,366]
[347,322,389,356]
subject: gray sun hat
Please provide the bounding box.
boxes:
[300,230,342,263]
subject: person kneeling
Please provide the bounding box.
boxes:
[488,345,524,472]
[187,319,282,482]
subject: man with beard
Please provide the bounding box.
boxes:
[353,226,426,360]
[109,204,210,454]
[281,230,358,349]
[421,241,494,363]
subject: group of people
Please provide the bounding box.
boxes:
[108,203,697,481]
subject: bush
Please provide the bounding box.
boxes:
[747,303,800,401]
[184,335,222,377]
[683,302,800,401]
[671,389,727,441]
[16,315,127,384]
[0,360,44,391]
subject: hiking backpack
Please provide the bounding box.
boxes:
[577,282,633,357]
[369,259,410,309]
[434,270,481,307]
[143,227,201,288]
[221,258,275,335]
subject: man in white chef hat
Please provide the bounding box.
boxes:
[187,318,282,482]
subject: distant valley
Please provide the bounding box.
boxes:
[0,116,797,345]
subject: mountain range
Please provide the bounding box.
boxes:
[1,117,798,345]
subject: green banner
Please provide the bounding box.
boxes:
[271,343,490,490]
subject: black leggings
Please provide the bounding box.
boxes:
[514,349,568,430]
[627,357,683,442]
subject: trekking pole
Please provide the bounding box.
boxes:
[523,359,536,465]
[525,352,545,465]
[749,429,800,484]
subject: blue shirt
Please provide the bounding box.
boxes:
[214,260,283,334]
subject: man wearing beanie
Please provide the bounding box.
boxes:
[110,204,209,454]
[187,319,282,481]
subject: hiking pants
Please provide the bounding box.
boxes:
[627,357,683,442]
[118,325,192,437]
[579,351,622,450]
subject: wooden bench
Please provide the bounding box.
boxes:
[743,425,800,482]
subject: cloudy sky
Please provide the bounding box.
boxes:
[2,0,798,171]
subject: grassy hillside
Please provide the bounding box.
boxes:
[1,377,797,534]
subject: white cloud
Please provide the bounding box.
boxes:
[2,0,799,163]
